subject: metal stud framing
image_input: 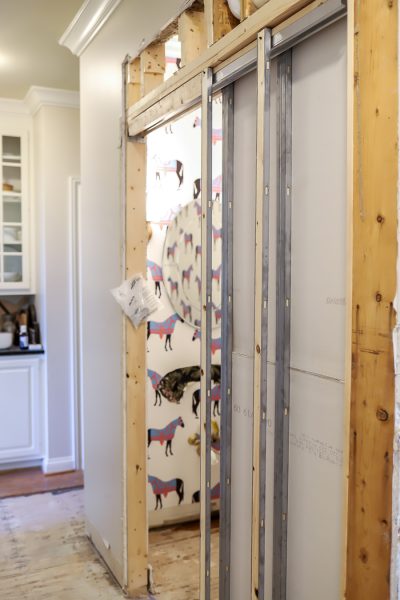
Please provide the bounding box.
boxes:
[219,83,234,600]
[251,27,272,600]
[273,50,292,600]
[200,67,213,600]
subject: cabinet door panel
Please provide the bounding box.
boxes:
[0,130,30,291]
[0,359,41,461]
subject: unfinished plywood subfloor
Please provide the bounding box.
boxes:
[0,488,218,600]
[149,519,219,600]
[0,489,123,600]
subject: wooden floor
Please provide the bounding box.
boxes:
[0,467,84,499]
[0,487,219,599]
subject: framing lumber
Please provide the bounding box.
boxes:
[140,43,166,96]
[241,0,256,20]
[345,0,398,599]
[128,0,313,136]
[178,9,207,67]
[205,0,239,45]
[125,140,148,597]
[251,28,271,600]
[127,58,141,109]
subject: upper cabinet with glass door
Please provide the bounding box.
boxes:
[0,132,30,291]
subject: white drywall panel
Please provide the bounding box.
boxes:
[290,18,347,382]
[228,18,347,600]
[285,19,347,600]
[230,68,257,600]
[78,0,185,583]
[231,68,257,358]
[265,18,347,600]
[287,370,344,600]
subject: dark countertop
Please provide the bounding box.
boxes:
[0,346,45,357]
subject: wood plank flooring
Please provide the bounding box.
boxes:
[0,467,84,499]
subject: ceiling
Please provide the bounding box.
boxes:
[0,0,83,99]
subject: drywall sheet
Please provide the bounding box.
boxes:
[230,68,260,599]
[285,18,347,600]
[229,17,347,599]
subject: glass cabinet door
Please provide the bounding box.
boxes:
[0,134,26,286]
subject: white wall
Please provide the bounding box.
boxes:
[33,104,80,472]
[78,0,184,584]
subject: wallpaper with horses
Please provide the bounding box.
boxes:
[146,102,223,522]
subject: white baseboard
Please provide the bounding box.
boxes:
[42,456,75,474]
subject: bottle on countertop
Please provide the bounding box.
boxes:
[19,324,29,350]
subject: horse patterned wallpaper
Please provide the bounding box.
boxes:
[146,102,223,524]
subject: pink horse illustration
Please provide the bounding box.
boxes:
[147,260,163,298]
[193,116,222,144]
[167,242,178,260]
[147,313,183,351]
[212,225,222,247]
[195,275,201,295]
[148,417,185,456]
[147,369,162,406]
[192,330,222,355]
[167,277,179,296]
[212,265,222,287]
[180,300,192,321]
[182,265,193,286]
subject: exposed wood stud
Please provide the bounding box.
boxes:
[128,0,315,134]
[178,9,207,67]
[205,0,239,46]
[140,43,166,96]
[241,0,256,20]
[127,58,142,108]
[125,140,148,596]
[141,43,166,74]
[346,0,398,598]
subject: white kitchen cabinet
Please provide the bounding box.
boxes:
[0,129,31,292]
[0,356,42,463]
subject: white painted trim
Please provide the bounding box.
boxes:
[59,0,123,57]
[0,98,30,115]
[69,176,84,470]
[25,86,79,117]
[42,456,75,474]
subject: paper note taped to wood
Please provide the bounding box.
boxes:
[111,274,160,328]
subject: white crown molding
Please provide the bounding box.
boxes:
[25,86,80,116]
[59,0,123,56]
[0,97,30,115]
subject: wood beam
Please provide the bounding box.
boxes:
[128,0,313,134]
[345,0,398,599]
[204,0,240,45]
[125,140,148,597]
[178,9,207,67]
